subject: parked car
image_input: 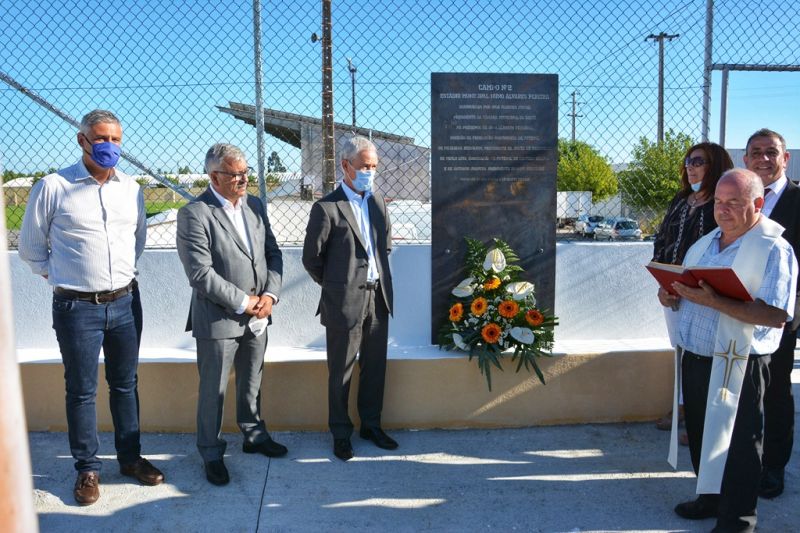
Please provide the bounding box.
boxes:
[593,217,643,241]
[574,214,605,237]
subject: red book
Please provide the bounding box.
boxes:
[645,261,754,302]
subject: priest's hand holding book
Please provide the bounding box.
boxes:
[647,261,788,329]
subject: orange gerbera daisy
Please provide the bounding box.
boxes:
[481,323,502,344]
[498,300,519,318]
[470,297,488,316]
[483,276,501,290]
[449,302,464,322]
[526,309,545,326]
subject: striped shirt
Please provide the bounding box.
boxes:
[18,159,146,292]
[677,226,797,356]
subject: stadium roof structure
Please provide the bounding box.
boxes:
[216,102,415,147]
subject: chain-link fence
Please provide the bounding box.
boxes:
[2,0,798,248]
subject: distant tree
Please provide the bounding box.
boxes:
[557,139,617,200]
[177,165,192,174]
[617,130,693,212]
[267,151,287,173]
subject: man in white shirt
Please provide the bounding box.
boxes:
[743,128,799,499]
[176,143,286,486]
[19,109,164,506]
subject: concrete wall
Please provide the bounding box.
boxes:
[10,241,667,356]
[11,242,673,431]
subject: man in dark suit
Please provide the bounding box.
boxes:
[177,143,286,486]
[744,128,798,498]
[302,135,397,461]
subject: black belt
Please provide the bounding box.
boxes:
[54,279,137,304]
[365,280,380,290]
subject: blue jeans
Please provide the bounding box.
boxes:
[52,288,142,473]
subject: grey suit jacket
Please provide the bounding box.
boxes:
[302,186,393,329]
[176,188,283,339]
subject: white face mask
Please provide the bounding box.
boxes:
[353,170,375,192]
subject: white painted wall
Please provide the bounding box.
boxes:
[10,242,667,355]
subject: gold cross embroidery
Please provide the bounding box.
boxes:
[713,339,749,400]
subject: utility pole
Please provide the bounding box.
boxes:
[347,57,357,128]
[567,90,583,142]
[321,0,335,193]
[646,32,679,144]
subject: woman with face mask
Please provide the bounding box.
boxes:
[652,141,734,441]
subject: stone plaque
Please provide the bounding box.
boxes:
[431,73,558,342]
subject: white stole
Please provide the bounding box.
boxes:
[667,216,785,494]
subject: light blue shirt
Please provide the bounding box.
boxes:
[678,226,797,356]
[341,183,379,282]
[18,159,146,292]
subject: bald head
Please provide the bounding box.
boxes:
[714,168,765,241]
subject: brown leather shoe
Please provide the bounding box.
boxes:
[120,457,165,486]
[74,471,100,506]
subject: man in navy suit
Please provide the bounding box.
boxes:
[744,128,798,499]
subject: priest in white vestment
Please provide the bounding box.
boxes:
[657,168,798,533]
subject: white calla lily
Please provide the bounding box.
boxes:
[451,277,475,297]
[510,327,535,344]
[483,248,507,272]
[506,281,535,301]
[452,333,469,351]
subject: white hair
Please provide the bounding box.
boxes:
[340,135,376,162]
[204,143,247,173]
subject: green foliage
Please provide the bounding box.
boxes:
[267,151,287,172]
[618,130,694,211]
[177,165,192,174]
[557,139,617,200]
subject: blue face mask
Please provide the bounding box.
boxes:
[352,170,375,192]
[83,135,121,168]
[690,181,702,192]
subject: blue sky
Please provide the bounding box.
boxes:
[1,0,798,176]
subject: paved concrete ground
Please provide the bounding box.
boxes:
[30,416,800,533]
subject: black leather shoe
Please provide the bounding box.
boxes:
[120,457,165,486]
[359,427,398,450]
[204,459,230,486]
[759,468,785,499]
[674,495,718,520]
[333,438,354,461]
[243,437,288,458]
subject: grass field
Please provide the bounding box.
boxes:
[3,201,190,231]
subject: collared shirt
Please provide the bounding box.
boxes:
[208,185,276,314]
[761,174,788,218]
[19,159,146,292]
[341,183,379,282]
[209,185,253,256]
[677,226,797,356]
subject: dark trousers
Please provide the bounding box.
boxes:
[52,288,143,473]
[762,327,796,471]
[682,350,768,532]
[195,330,269,462]
[325,288,389,439]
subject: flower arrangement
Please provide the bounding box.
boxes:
[438,237,558,390]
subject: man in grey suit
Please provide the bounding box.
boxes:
[302,135,398,461]
[177,143,286,486]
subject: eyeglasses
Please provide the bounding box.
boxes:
[213,167,253,181]
[685,156,707,168]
